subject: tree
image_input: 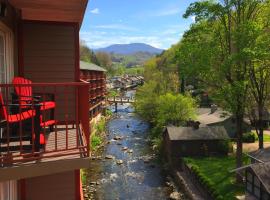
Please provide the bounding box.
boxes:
[80,40,100,65]
[96,52,113,72]
[247,20,270,149]
[183,0,267,180]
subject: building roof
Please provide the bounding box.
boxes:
[251,162,270,193]
[249,147,270,163]
[80,61,106,72]
[197,108,231,125]
[165,126,229,141]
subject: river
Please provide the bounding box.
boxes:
[83,91,185,200]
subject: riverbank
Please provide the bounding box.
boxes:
[82,103,187,200]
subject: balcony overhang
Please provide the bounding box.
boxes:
[9,0,88,23]
[0,157,91,182]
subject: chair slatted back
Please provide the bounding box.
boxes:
[12,77,33,106]
[0,92,8,121]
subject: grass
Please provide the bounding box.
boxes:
[183,156,250,199]
[253,132,270,142]
[91,117,106,150]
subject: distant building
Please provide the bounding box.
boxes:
[163,126,229,166]
[197,107,252,138]
[245,148,270,200]
[80,61,107,120]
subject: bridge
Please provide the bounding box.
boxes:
[106,96,135,112]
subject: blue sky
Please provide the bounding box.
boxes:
[80,0,196,50]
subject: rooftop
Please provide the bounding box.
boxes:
[197,108,231,125]
[165,126,229,141]
[80,61,106,72]
[249,147,270,162]
[251,162,270,193]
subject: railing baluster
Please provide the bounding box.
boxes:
[54,86,57,151]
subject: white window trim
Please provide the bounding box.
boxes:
[0,21,14,84]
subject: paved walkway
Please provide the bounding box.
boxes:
[233,142,270,153]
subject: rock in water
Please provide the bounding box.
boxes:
[127,149,133,153]
[169,192,181,200]
[105,155,114,159]
[122,147,128,151]
[114,136,122,140]
[116,160,123,165]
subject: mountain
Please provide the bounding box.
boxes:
[95,43,164,55]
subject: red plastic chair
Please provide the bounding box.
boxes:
[12,77,56,129]
[12,77,55,111]
[0,93,45,147]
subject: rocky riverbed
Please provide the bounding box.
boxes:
[83,101,186,200]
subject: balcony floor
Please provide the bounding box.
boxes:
[0,124,88,167]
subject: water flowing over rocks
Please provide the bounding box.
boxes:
[83,92,187,200]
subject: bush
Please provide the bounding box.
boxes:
[217,139,232,154]
[243,132,256,143]
[188,162,223,199]
[91,134,102,150]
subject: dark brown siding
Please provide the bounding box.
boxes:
[22,22,76,120]
[22,22,75,82]
[25,171,76,200]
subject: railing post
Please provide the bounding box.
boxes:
[78,84,90,156]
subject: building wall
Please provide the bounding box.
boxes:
[166,139,228,158]
[22,22,76,82]
[21,22,77,120]
[24,171,78,200]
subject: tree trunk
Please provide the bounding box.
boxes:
[180,76,185,94]
[258,105,264,149]
[236,114,243,183]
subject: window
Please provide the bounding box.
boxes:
[0,22,14,84]
[0,180,17,200]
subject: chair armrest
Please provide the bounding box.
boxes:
[6,103,42,107]
[34,92,55,101]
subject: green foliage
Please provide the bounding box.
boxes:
[95,117,106,134]
[217,140,232,154]
[183,156,248,199]
[243,132,256,143]
[80,40,100,65]
[105,109,113,117]
[135,85,197,138]
[91,134,102,150]
[108,89,119,97]
[91,117,106,150]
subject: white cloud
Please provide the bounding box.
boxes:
[90,8,99,14]
[153,8,181,17]
[80,31,164,49]
[94,24,138,31]
[191,16,196,22]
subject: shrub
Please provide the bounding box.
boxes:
[217,139,231,154]
[188,161,223,199]
[91,134,102,150]
[243,132,256,143]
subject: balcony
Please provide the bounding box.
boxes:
[0,82,90,172]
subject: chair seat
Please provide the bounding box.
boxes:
[7,110,36,123]
[40,120,57,127]
[40,101,55,111]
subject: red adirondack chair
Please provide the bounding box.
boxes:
[0,92,45,152]
[12,77,55,111]
[12,77,56,128]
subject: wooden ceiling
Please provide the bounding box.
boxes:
[9,0,88,23]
